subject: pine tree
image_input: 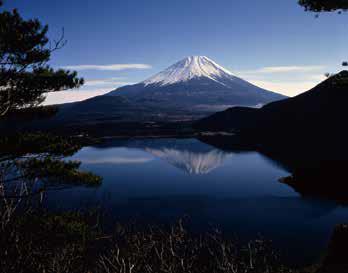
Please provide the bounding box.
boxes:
[0,1,83,116]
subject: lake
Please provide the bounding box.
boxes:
[47,138,348,266]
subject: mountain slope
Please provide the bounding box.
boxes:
[106,56,286,112]
[194,71,348,139]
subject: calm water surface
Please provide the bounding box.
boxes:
[47,138,348,265]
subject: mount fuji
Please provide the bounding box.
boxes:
[54,56,286,126]
[142,56,252,86]
[107,56,285,111]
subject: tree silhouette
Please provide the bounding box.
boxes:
[298,0,348,74]
[0,133,102,228]
[298,0,348,12]
[0,1,83,116]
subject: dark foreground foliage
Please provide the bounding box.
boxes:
[0,209,298,273]
[0,133,102,199]
[0,105,59,122]
[98,222,297,273]
[6,208,347,273]
[0,132,102,236]
[0,210,101,273]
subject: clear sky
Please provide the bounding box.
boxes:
[4,0,347,104]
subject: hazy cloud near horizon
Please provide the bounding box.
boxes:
[235,65,328,96]
[83,78,134,87]
[43,63,151,105]
[43,77,135,105]
[238,65,325,74]
[63,63,152,71]
[43,90,111,105]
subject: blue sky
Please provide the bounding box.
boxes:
[4,0,347,103]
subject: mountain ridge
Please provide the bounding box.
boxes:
[194,71,348,140]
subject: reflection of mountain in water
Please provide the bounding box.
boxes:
[99,138,231,175]
[145,147,228,174]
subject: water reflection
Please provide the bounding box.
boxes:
[132,139,230,175]
[50,137,348,265]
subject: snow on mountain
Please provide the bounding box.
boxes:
[55,56,287,124]
[142,56,237,87]
[105,56,286,111]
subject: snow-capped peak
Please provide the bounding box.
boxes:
[142,56,237,86]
